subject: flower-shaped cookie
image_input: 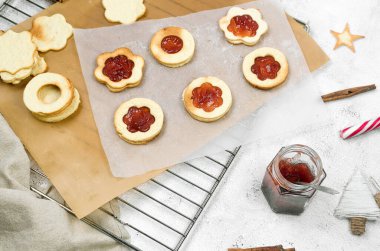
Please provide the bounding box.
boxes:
[31,14,73,52]
[102,0,146,24]
[114,98,164,144]
[0,52,47,84]
[219,7,268,46]
[94,47,144,92]
[0,30,36,74]
[242,47,288,89]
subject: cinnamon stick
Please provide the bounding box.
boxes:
[228,245,295,251]
[321,84,376,102]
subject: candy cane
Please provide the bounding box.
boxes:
[340,117,380,140]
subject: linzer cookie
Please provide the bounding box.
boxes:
[102,0,146,24]
[31,14,73,52]
[114,98,164,144]
[150,26,195,67]
[23,72,80,122]
[94,47,144,92]
[243,47,288,89]
[0,30,36,74]
[183,76,232,122]
[219,7,268,46]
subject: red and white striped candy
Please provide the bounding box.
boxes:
[340,117,380,140]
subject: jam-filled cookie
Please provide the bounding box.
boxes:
[219,7,268,46]
[114,98,164,144]
[183,76,232,122]
[242,47,288,89]
[23,72,80,122]
[150,26,195,67]
[94,47,144,92]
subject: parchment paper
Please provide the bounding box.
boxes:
[74,0,310,177]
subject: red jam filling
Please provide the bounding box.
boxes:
[161,35,183,54]
[227,14,259,37]
[122,106,155,133]
[251,55,281,81]
[102,55,135,82]
[279,159,315,184]
[191,82,223,112]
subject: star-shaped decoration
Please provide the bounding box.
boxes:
[331,23,365,52]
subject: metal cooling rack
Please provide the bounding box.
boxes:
[30,147,241,250]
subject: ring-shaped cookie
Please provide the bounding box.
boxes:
[33,88,80,122]
[23,72,74,116]
[183,76,232,122]
[242,47,288,89]
[150,26,195,67]
[114,98,164,144]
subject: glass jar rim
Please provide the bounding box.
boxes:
[273,144,324,192]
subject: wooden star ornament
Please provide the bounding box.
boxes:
[331,23,365,52]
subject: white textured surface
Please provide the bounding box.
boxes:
[182,0,380,250]
[5,0,380,250]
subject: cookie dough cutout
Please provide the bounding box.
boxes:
[150,26,195,67]
[114,98,164,144]
[219,7,268,46]
[102,0,146,24]
[0,30,36,74]
[31,14,73,52]
[242,47,288,89]
[183,76,232,122]
[94,47,144,92]
[23,72,75,117]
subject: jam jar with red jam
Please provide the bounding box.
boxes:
[261,144,326,215]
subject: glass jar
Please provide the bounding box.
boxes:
[261,144,326,215]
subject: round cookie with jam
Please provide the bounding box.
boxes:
[219,7,268,46]
[94,47,144,92]
[114,98,164,144]
[150,26,195,67]
[242,47,288,89]
[183,76,232,122]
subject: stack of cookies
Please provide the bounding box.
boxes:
[23,73,80,123]
[1,13,78,123]
[0,30,46,84]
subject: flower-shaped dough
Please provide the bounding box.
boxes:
[219,7,268,46]
[0,30,36,74]
[102,0,146,24]
[31,14,73,52]
[94,47,144,92]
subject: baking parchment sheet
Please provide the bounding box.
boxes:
[74,0,311,177]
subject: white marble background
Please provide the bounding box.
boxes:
[182,0,380,250]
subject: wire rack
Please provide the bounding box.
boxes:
[30,147,241,250]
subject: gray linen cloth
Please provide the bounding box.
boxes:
[0,114,130,250]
